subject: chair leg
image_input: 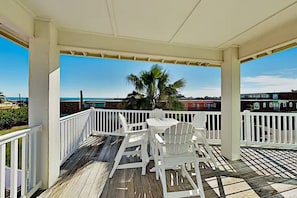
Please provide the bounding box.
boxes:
[194,161,205,198]
[159,167,168,198]
[109,138,127,178]
[154,146,160,180]
[141,140,149,175]
[204,143,218,169]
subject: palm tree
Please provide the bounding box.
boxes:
[126,64,185,110]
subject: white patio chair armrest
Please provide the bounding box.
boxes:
[155,133,165,144]
[127,122,147,129]
[194,127,206,135]
[125,128,148,135]
[194,127,206,131]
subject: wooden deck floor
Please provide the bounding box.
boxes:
[38,135,297,198]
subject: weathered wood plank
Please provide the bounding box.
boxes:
[38,136,297,198]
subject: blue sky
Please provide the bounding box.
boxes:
[1,36,297,98]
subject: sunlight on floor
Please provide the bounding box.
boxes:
[206,176,259,198]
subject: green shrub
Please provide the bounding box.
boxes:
[0,107,28,130]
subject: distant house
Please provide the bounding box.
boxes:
[241,91,297,112]
[180,99,221,111]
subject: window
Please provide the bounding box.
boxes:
[263,102,266,108]
[283,103,287,108]
[269,102,273,108]
[253,102,260,110]
[289,102,293,108]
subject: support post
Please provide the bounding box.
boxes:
[29,19,60,188]
[221,47,241,161]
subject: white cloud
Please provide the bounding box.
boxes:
[241,75,297,93]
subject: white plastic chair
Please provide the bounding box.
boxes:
[148,108,165,160]
[109,113,149,178]
[149,108,165,119]
[192,112,218,168]
[155,122,205,198]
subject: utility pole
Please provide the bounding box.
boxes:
[80,90,84,111]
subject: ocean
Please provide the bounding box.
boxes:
[6,97,115,101]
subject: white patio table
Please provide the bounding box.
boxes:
[146,118,179,173]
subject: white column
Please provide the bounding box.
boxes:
[29,19,60,187]
[221,47,241,161]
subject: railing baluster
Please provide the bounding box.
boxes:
[251,114,255,142]
[21,135,27,196]
[33,131,37,187]
[256,115,260,143]
[272,115,276,143]
[10,139,18,198]
[283,115,287,144]
[0,144,5,198]
[267,115,270,143]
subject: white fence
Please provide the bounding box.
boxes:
[0,125,42,198]
[2,109,293,197]
[60,109,92,164]
[91,109,297,148]
[243,110,297,147]
[57,108,297,177]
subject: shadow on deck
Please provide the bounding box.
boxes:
[38,135,297,198]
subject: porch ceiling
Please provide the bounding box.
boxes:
[2,0,297,65]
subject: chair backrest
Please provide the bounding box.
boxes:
[118,113,129,132]
[192,112,206,129]
[149,108,165,119]
[163,122,195,154]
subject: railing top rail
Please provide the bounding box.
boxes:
[92,108,152,113]
[92,108,221,115]
[60,109,92,122]
[246,111,297,116]
[0,125,42,144]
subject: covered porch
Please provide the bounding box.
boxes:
[1,0,297,197]
[43,109,297,197]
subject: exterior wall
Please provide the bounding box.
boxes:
[60,101,81,115]
[179,100,221,111]
[105,101,124,109]
[241,91,297,112]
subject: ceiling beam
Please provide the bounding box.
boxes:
[239,19,297,62]
[58,29,223,66]
[0,0,34,43]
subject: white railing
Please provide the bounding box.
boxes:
[60,109,92,164]
[91,109,297,148]
[243,111,297,147]
[58,109,296,167]
[0,125,42,198]
[91,109,222,143]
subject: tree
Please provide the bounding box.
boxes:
[0,92,5,103]
[125,64,185,110]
